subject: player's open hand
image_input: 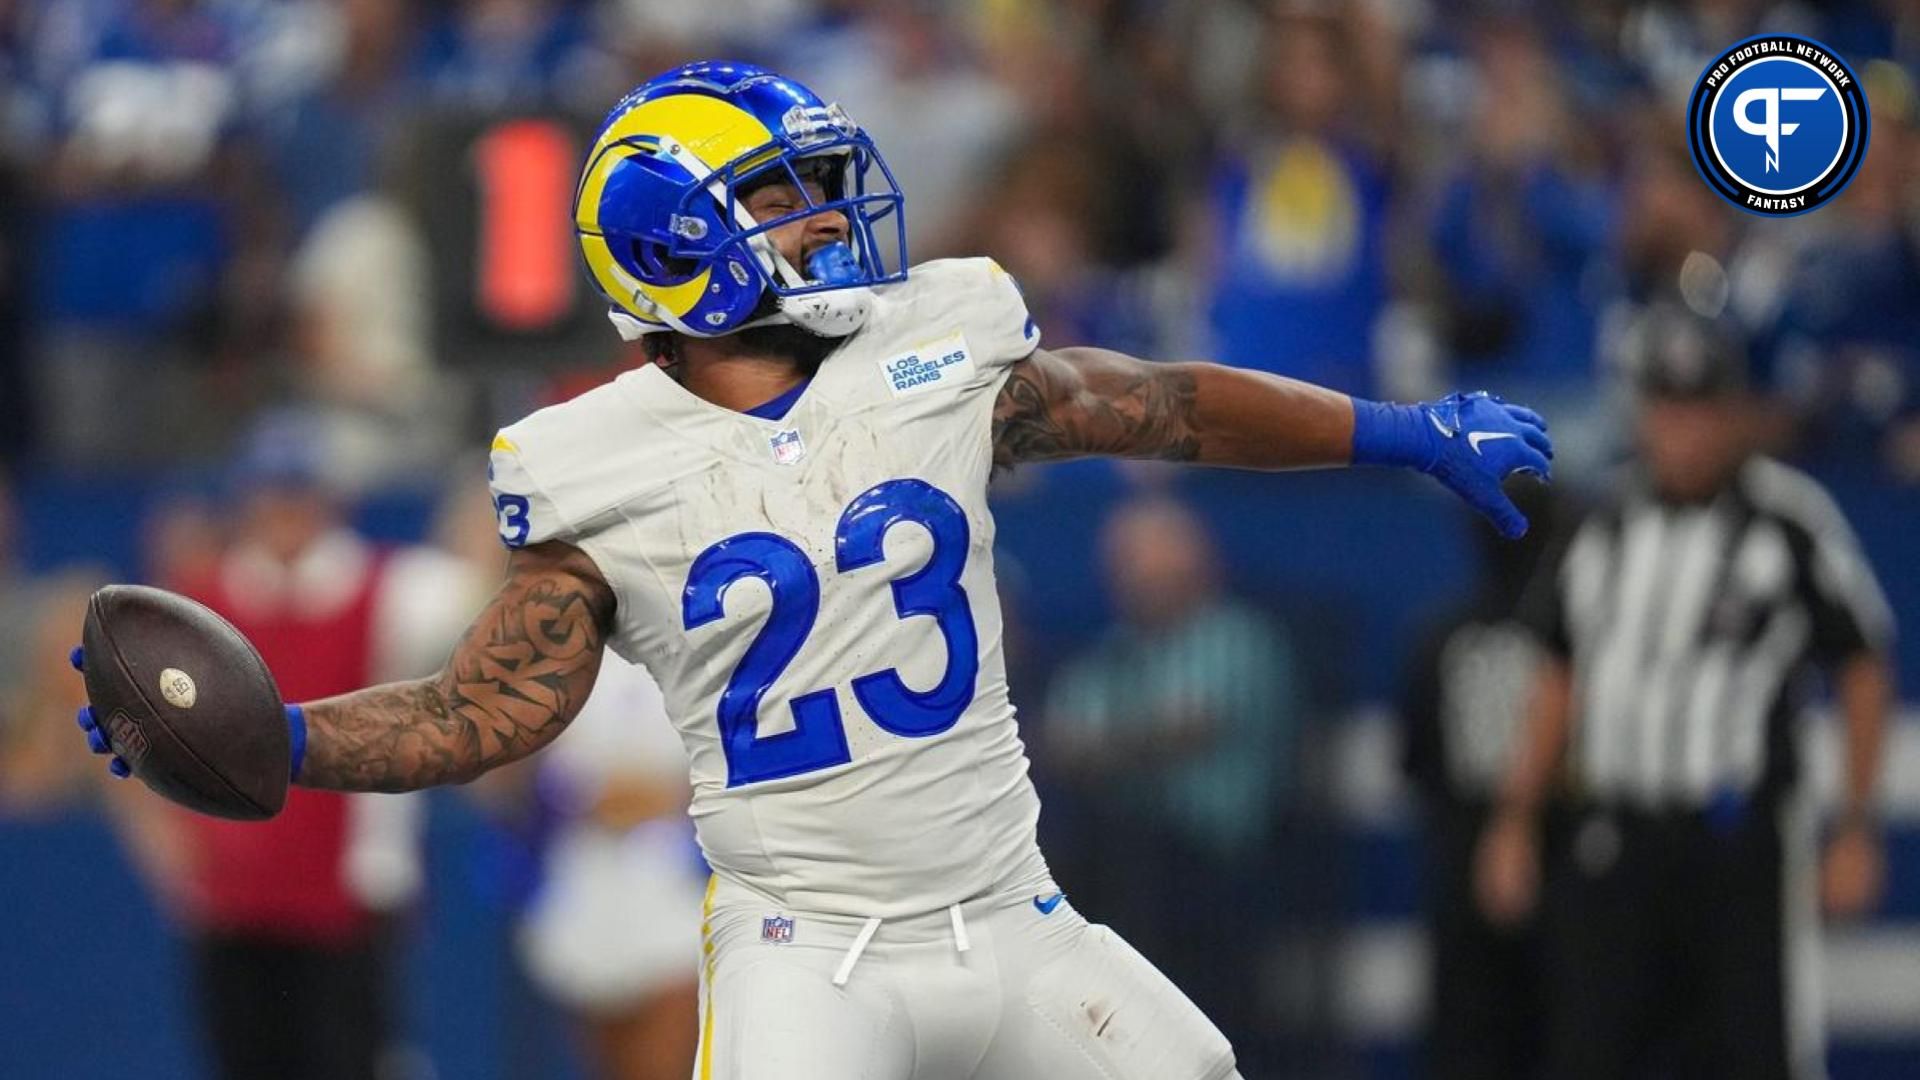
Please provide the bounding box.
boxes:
[1420,392,1554,539]
[69,646,132,779]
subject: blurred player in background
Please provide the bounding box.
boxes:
[1478,308,1896,1080]
[79,61,1553,1080]
[1399,483,1566,1080]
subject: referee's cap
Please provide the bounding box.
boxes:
[1622,302,1750,401]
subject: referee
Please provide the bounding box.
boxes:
[1475,309,1896,1080]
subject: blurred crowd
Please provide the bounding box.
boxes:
[0,0,1917,485]
[2,1,1920,1078]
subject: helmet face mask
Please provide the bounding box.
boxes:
[686,133,905,297]
[576,62,907,340]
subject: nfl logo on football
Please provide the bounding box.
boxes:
[770,429,807,466]
[762,915,796,944]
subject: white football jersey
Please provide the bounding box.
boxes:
[488,258,1046,917]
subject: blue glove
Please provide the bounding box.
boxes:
[70,646,308,781]
[1351,391,1554,539]
[72,644,132,779]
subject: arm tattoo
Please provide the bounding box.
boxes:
[992,348,1202,471]
[298,543,615,792]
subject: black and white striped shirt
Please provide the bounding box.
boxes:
[1527,458,1894,809]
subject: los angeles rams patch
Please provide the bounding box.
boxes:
[879,330,974,397]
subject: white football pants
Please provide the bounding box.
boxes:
[692,868,1241,1080]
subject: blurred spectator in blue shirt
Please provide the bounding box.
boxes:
[0,72,25,460]
[415,0,608,114]
[26,0,256,330]
[1427,19,1617,393]
[1764,63,1920,484]
[18,0,291,466]
[776,4,1025,260]
[971,134,1164,357]
[254,0,420,237]
[1203,10,1393,397]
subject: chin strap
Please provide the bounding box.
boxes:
[609,277,875,342]
[610,286,874,342]
[608,310,653,342]
[776,285,874,336]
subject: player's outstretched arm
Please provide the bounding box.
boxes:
[992,346,1352,470]
[295,541,615,793]
[992,346,1553,537]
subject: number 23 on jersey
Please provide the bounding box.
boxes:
[682,478,978,787]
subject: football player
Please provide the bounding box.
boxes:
[80,62,1552,1080]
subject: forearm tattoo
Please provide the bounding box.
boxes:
[992,349,1202,470]
[298,545,615,792]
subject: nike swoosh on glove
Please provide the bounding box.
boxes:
[1351,391,1554,539]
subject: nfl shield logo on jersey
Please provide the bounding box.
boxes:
[761,915,796,944]
[769,428,806,466]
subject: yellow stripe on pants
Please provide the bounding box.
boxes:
[698,875,718,1080]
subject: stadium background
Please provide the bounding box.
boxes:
[2,0,1919,1077]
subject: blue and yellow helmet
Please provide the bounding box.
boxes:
[574,61,907,339]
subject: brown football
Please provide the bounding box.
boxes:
[81,584,289,820]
